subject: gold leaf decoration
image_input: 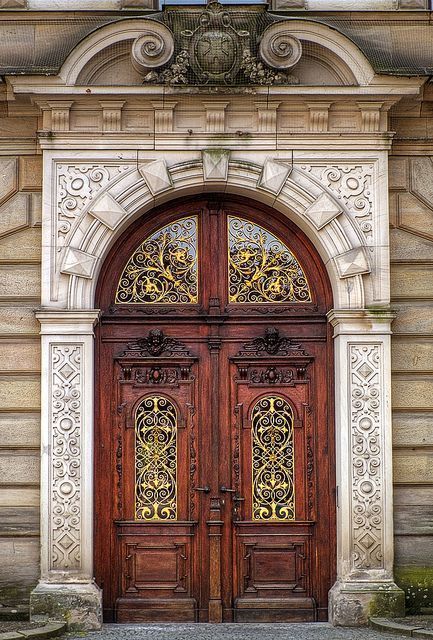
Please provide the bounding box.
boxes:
[228,216,311,304]
[135,395,177,521]
[116,216,198,304]
[252,395,295,521]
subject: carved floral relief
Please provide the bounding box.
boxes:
[350,343,384,570]
[50,344,83,571]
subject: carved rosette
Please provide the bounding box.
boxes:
[50,345,83,570]
[350,343,384,570]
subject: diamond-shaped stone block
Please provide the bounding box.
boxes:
[88,193,128,230]
[61,247,97,279]
[358,363,374,379]
[202,149,230,181]
[304,192,343,230]
[139,159,172,196]
[334,247,370,279]
[0,158,18,205]
[258,159,292,195]
[0,192,29,238]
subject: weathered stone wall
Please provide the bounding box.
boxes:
[389,95,433,612]
[0,151,42,604]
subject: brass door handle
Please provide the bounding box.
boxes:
[220,486,245,501]
[194,486,210,493]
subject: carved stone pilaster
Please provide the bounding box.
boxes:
[327,309,404,626]
[30,311,102,631]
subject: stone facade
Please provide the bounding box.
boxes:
[0,1,432,629]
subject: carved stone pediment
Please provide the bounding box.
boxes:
[131,1,302,86]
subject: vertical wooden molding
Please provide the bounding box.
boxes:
[207,496,223,623]
[207,330,223,622]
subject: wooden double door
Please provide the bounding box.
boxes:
[95,198,335,623]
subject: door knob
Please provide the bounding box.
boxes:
[194,486,210,493]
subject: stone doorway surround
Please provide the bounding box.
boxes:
[4,10,425,630]
[30,148,402,629]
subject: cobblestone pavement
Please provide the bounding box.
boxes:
[67,623,405,640]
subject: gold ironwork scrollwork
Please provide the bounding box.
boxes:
[135,395,177,521]
[228,216,311,304]
[116,216,198,304]
[252,395,295,521]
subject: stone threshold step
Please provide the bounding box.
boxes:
[0,623,66,640]
[370,617,433,638]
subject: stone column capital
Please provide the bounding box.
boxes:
[36,309,100,334]
[327,308,396,336]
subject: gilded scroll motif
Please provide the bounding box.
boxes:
[116,216,198,304]
[252,395,295,521]
[228,216,311,303]
[135,395,177,521]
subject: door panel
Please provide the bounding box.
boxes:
[112,336,203,622]
[94,197,335,623]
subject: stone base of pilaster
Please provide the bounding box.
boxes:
[329,580,405,626]
[30,582,102,631]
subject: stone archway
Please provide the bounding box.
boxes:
[30,151,403,628]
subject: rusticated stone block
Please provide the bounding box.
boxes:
[393,413,433,447]
[0,342,40,372]
[392,340,433,372]
[399,0,428,8]
[391,266,433,299]
[0,538,39,606]
[121,0,159,8]
[271,0,305,8]
[390,228,433,261]
[393,451,433,483]
[0,307,39,335]
[0,412,40,447]
[0,265,41,300]
[0,487,39,507]
[0,452,39,485]
[388,157,408,190]
[19,156,42,191]
[0,228,41,261]
[0,377,40,412]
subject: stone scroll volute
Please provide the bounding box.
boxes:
[259,23,302,70]
[131,22,175,74]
